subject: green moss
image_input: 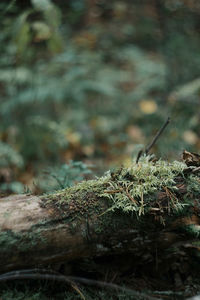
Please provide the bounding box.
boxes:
[0,229,46,253]
[43,176,108,205]
[101,156,187,216]
[186,174,200,195]
[41,175,110,220]
[92,211,139,235]
[0,231,20,251]
[41,156,199,223]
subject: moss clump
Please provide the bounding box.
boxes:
[43,175,109,204]
[41,175,110,219]
[101,156,187,216]
[58,176,110,204]
[42,156,191,222]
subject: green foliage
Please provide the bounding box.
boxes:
[0,142,24,193]
[21,116,67,161]
[0,289,47,300]
[0,141,23,168]
[0,0,200,193]
[40,160,92,192]
[44,156,190,223]
[0,182,24,194]
[12,0,63,57]
[0,284,145,300]
[0,0,66,170]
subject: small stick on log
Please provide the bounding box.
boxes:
[136,117,170,163]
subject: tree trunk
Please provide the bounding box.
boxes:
[0,156,200,287]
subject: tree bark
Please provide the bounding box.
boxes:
[0,160,200,286]
[0,192,144,273]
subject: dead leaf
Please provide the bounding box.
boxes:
[182,150,200,166]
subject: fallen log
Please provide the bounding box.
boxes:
[0,154,200,287]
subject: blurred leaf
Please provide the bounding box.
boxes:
[0,181,24,193]
[0,142,24,168]
[31,0,52,11]
[47,33,63,53]
[32,21,51,41]
[169,77,200,102]
[139,99,158,114]
[13,11,32,55]
[32,0,61,29]
[40,160,93,192]
[183,130,198,145]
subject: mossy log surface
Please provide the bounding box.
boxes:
[0,156,200,283]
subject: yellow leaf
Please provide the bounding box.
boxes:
[183,130,198,145]
[139,100,158,114]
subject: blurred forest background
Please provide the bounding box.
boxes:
[0,0,200,195]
